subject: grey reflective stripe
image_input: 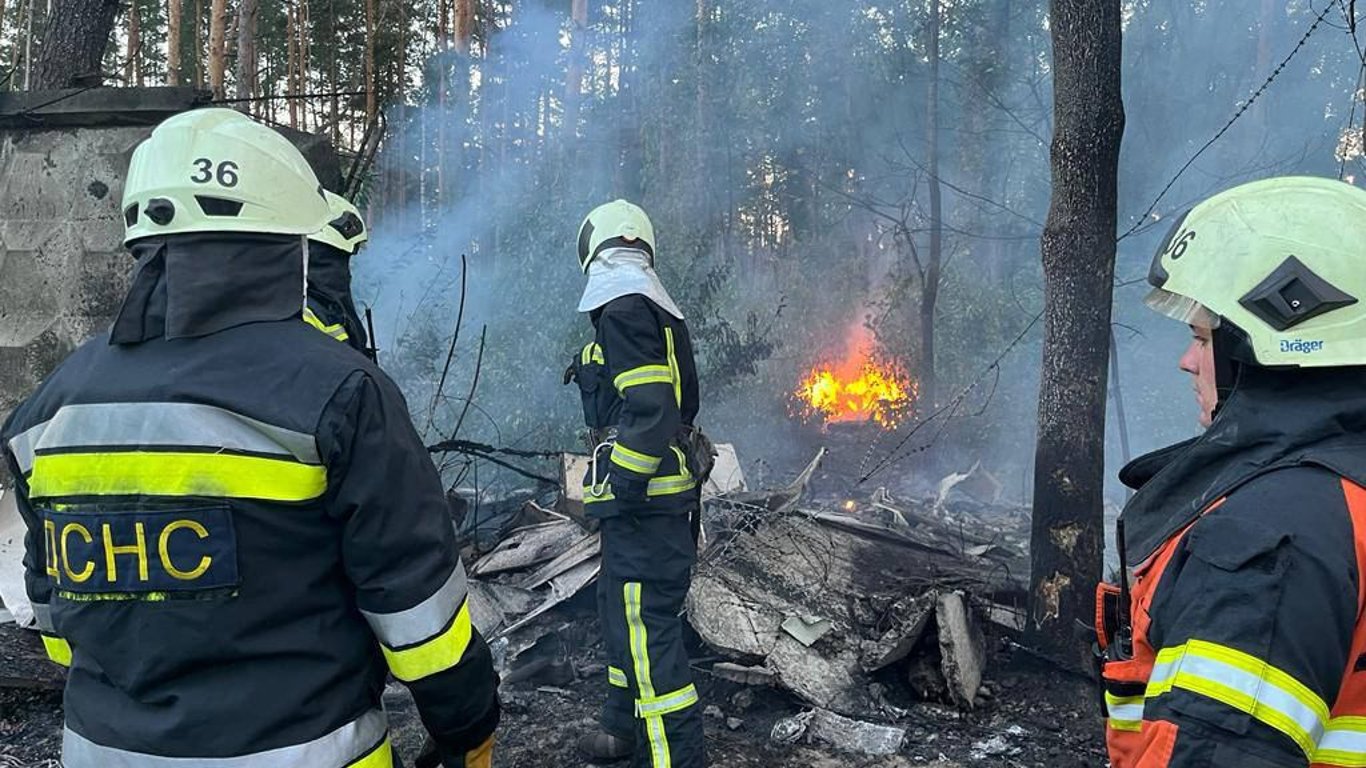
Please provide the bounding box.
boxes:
[9,402,320,473]
[636,683,699,717]
[7,425,42,474]
[31,602,54,633]
[361,562,468,648]
[62,709,387,768]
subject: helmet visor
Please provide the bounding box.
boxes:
[1144,287,1221,329]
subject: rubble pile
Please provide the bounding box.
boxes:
[447,446,1039,759]
[686,451,1028,726]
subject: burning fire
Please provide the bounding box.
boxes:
[793,330,915,428]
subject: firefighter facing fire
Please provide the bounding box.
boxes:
[1097,176,1366,767]
[0,108,499,768]
[566,200,710,767]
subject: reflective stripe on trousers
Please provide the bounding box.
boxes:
[625,581,672,768]
[62,709,391,768]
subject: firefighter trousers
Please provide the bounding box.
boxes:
[597,510,706,768]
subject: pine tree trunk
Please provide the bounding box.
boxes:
[234,0,257,103]
[207,0,226,98]
[193,0,204,89]
[396,0,408,230]
[921,0,942,408]
[124,0,140,85]
[287,2,298,127]
[328,0,339,146]
[364,0,376,123]
[167,0,182,85]
[1027,0,1125,672]
[436,0,449,205]
[454,0,472,55]
[29,0,119,88]
[299,0,309,130]
[564,0,586,138]
[16,0,32,90]
[0,0,9,78]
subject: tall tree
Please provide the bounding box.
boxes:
[208,0,227,98]
[922,0,943,406]
[29,0,119,88]
[236,0,258,101]
[125,0,141,86]
[1027,0,1125,669]
[167,0,182,85]
[564,0,587,137]
[364,0,376,123]
[454,0,473,55]
[193,0,204,89]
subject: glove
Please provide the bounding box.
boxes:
[463,736,495,768]
[611,471,650,503]
[424,734,495,768]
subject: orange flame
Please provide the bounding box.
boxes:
[793,329,915,428]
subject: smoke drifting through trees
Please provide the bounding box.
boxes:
[5,1,1362,502]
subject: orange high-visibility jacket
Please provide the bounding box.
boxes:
[1096,359,1366,767]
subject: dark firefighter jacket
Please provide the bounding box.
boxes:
[569,293,700,515]
[0,233,498,768]
[1097,353,1366,768]
[303,240,369,355]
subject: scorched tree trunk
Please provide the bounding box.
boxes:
[1027,0,1125,671]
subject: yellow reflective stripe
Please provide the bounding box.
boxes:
[664,327,681,408]
[381,601,474,683]
[637,684,699,718]
[626,582,671,768]
[613,365,674,394]
[609,666,630,689]
[59,589,171,602]
[648,477,696,496]
[587,447,694,502]
[29,451,327,501]
[1146,639,1327,759]
[581,343,605,366]
[1315,716,1366,766]
[611,443,663,475]
[581,479,696,503]
[348,737,394,768]
[42,634,71,666]
[303,308,350,342]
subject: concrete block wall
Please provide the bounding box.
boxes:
[0,125,144,420]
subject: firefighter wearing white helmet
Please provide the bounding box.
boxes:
[122,107,332,242]
[4,107,500,768]
[568,200,708,766]
[1098,176,1366,767]
[304,191,372,355]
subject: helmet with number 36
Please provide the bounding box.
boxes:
[121,108,333,245]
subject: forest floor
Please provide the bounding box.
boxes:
[0,621,1104,768]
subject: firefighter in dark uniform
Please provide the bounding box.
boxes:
[1096,176,1366,767]
[567,200,707,767]
[0,108,499,768]
[302,190,372,356]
